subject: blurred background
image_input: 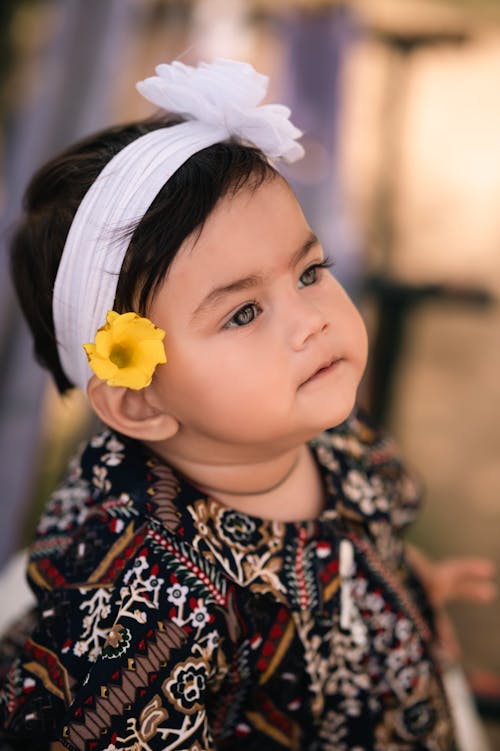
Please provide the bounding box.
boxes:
[0,0,499,742]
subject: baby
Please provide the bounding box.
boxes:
[0,59,495,751]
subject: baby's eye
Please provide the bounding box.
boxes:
[225,302,261,328]
[298,259,334,288]
[299,265,319,287]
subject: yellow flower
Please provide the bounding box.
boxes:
[83,311,166,389]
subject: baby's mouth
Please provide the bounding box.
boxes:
[300,357,343,387]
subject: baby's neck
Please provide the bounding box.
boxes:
[151,442,326,522]
[209,446,326,522]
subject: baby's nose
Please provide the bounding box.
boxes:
[289,297,329,351]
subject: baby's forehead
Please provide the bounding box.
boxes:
[176,176,304,260]
[159,184,317,311]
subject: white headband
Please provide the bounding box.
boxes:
[52,59,304,391]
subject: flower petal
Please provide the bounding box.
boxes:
[107,364,153,390]
[138,339,167,365]
[84,351,120,382]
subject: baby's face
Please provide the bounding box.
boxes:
[148,176,368,456]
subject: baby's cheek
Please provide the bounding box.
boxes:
[344,302,368,362]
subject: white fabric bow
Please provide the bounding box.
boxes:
[137,59,304,162]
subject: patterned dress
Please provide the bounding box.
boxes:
[0,410,455,750]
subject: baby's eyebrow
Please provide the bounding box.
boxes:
[191,232,320,323]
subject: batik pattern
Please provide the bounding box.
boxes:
[0,411,454,750]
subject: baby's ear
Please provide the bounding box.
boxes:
[87,376,179,441]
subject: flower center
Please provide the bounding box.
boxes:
[109,343,132,369]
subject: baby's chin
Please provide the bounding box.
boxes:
[284,409,357,449]
[306,397,359,438]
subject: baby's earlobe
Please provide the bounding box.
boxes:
[86,376,179,441]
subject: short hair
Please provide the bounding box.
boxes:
[10,118,276,393]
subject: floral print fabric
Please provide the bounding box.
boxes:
[0,410,454,750]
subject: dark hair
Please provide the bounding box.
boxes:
[10,117,276,393]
